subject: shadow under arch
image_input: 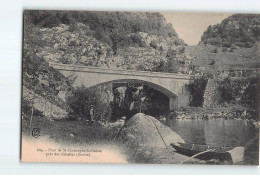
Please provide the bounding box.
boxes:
[88,78,178,110]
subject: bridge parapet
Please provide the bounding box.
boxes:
[49,62,195,80]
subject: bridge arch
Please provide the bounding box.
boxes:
[88,79,178,110]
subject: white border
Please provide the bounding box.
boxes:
[0,0,259,175]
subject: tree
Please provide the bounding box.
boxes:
[67,86,112,122]
[187,76,208,107]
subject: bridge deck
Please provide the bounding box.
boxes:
[49,62,195,80]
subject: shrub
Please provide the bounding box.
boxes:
[130,33,146,47]
[150,40,157,49]
[179,46,185,53]
[67,85,113,122]
[186,76,208,107]
[241,77,259,110]
[212,48,218,53]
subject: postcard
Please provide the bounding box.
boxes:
[21,10,259,165]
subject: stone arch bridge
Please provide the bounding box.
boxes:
[50,63,196,110]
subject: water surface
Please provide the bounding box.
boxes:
[166,118,259,165]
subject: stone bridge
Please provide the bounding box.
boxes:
[50,63,196,110]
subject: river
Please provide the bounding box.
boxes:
[166,118,259,165]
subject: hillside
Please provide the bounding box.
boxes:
[22,10,192,120]
[186,43,260,75]
[201,14,260,48]
[23,10,190,73]
[187,14,260,76]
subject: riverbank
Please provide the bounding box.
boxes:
[169,106,259,128]
[22,114,251,164]
[22,115,128,163]
[21,115,211,164]
[22,116,123,146]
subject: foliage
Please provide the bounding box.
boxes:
[152,47,190,73]
[24,10,179,54]
[217,76,259,111]
[21,98,43,117]
[149,40,158,49]
[186,76,208,107]
[240,77,259,110]
[201,14,260,48]
[66,86,112,121]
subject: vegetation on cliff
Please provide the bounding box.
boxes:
[25,10,181,51]
[23,10,190,73]
[201,14,260,48]
[183,14,259,121]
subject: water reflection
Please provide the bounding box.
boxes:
[166,118,259,165]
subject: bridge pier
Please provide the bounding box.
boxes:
[169,97,177,111]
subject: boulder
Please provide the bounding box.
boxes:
[118,113,184,147]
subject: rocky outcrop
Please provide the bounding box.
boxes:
[35,23,114,67]
[117,113,191,163]
[23,86,68,118]
[27,20,192,74]
[201,14,260,48]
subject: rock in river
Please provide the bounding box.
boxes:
[118,113,184,148]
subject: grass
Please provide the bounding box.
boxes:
[186,43,260,71]
[22,115,254,165]
[22,115,203,164]
[22,116,123,146]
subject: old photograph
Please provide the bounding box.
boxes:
[21,10,259,165]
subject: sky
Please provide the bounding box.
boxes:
[161,12,233,45]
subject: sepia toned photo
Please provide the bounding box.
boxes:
[21,10,259,165]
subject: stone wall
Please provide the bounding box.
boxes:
[203,79,221,107]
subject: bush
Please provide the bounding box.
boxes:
[201,14,260,48]
[136,64,146,71]
[22,98,43,118]
[212,48,218,53]
[186,76,208,107]
[173,39,185,46]
[67,85,113,122]
[130,33,146,47]
[22,99,32,117]
[222,47,227,52]
[241,77,259,110]
[179,46,185,53]
[150,40,157,49]
[217,76,258,112]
